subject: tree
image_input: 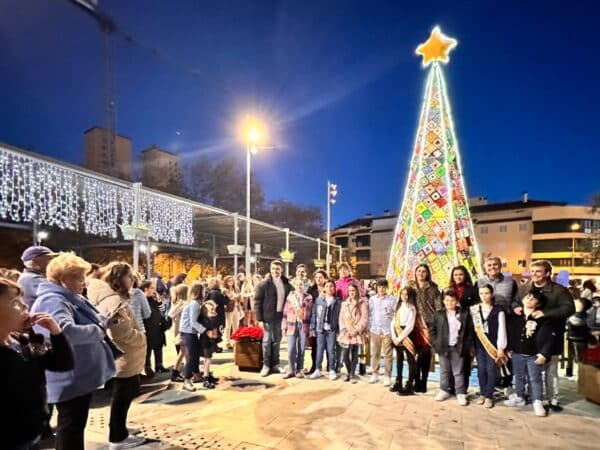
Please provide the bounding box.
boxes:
[256,200,323,237]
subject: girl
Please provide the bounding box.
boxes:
[222,275,243,350]
[310,279,342,380]
[241,277,256,327]
[198,300,220,389]
[390,286,428,395]
[337,283,368,383]
[471,284,508,408]
[179,282,208,392]
[282,277,313,378]
[1,278,74,450]
[168,284,189,382]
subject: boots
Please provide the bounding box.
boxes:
[390,379,403,392]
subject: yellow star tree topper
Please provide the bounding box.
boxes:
[416,26,457,66]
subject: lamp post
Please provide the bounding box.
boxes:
[36,230,49,246]
[326,181,338,274]
[570,222,581,277]
[140,243,159,278]
[245,127,260,279]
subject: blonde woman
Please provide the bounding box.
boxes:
[282,277,313,378]
[222,275,243,349]
[168,283,189,382]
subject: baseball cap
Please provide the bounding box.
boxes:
[21,246,59,263]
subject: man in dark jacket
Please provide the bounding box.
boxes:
[513,260,575,411]
[254,260,293,377]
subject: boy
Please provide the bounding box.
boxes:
[505,289,554,417]
[367,278,396,386]
[430,289,472,406]
[310,279,341,380]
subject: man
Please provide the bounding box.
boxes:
[477,256,518,313]
[18,246,58,308]
[255,260,293,377]
[293,264,312,291]
[307,269,327,373]
[514,260,574,412]
[368,278,397,386]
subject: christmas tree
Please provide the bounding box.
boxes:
[387,26,481,290]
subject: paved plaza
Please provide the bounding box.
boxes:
[41,342,600,450]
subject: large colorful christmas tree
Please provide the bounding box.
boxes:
[387,26,481,290]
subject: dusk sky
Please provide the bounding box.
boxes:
[1,0,599,227]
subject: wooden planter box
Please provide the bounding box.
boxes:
[578,362,600,404]
[234,338,263,372]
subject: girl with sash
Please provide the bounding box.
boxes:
[470,284,508,408]
[390,287,429,395]
[337,283,368,383]
[282,278,313,378]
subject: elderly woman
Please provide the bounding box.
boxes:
[31,253,115,450]
[87,262,147,449]
[282,277,313,378]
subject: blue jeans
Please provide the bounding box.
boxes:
[475,343,497,399]
[513,353,543,401]
[262,319,282,369]
[316,330,337,371]
[287,322,307,373]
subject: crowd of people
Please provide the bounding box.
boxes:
[1,244,599,450]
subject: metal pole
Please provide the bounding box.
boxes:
[326,180,331,275]
[317,238,321,259]
[146,241,151,279]
[32,220,38,246]
[245,143,251,278]
[572,236,575,277]
[285,228,290,277]
[233,213,239,275]
[212,235,217,275]
[132,183,142,273]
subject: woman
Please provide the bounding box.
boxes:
[241,276,256,326]
[1,278,74,450]
[31,253,116,450]
[410,264,442,393]
[337,283,368,383]
[168,284,190,382]
[222,275,243,350]
[88,262,147,449]
[205,277,228,353]
[141,280,169,375]
[282,277,313,378]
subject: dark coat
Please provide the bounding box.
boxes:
[254,274,293,323]
[205,288,228,328]
[507,312,555,360]
[455,284,479,310]
[144,297,168,349]
[429,308,473,356]
[1,332,74,448]
[310,296,342,333]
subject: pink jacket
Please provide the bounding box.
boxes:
[336,276,364,301]
[337,299,368,345]
[282,292,313,336]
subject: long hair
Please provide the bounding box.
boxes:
[222,275,238,292]
[101,262,133,299]
[396,286,417,311]
[414,263,432,284]
[173,284,189,304]
[189,281,204,302]
[173,273,187,286]
[448,265,473,288]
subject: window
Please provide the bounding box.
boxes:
[355,235,371,247]
[533,219,598,234]
[479,226,488,234]
[335,236,349,247]
[519,223,528,232]
[356,250,370,262]
[499,225,507,232]
[532,238,591,253]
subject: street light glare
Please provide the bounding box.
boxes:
[248,128,260,143]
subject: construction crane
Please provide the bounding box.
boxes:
[67,0,117,175]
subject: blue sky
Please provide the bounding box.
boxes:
[1,0,598,226]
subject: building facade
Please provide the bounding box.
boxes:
[84,126,132,181]
[140,145,182,194]
[331,197,600,282]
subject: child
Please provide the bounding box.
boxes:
[430,289,473,406]
[505,289,554,417]
[197,299,220,389]
[310,279,341,380]
[337,283,368,383]
[282,278,313,378]
[390,286,429,395]
[367,278,397,386]
[470,284,508,408]
[0,278,74,449]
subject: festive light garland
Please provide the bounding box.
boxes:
[0,146,194,245]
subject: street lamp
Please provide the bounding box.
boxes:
[36,230,49,246]
[326,181,338,274]
[244,122,263,278]
[570,222,581,277]
[140,243,159,278]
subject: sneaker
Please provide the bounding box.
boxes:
[484,398,494,409]
[260,366,270,377]
[170,370,184,382]
[182,380,196,392]
[382,376,391,387]
[476,395,486,405]
[309,370,322,379]
[206,374,219,384]
[390,382,402,392]
[368,374,379,384]
[435,390,451,401]
[329,370,338,381]
[295,371,305,379]
[282,372,295,379]
[271,365,284,374]
[457,394,468,406]
[504,395,526,407]
[109,435,146,449]
[344,374,351,382]
[203,380,216,390]
[549,400,563,412]
[155,366,170,373]
[351,375,359,384]
[533,400,547,417]
[192,374,204,383]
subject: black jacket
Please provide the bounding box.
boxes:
[144,297,168,349]
[507,312,555,360]
[254,274,293,323]
[205,288,228,328]
[430,308,473,356]
[1,332,73,448]
[456,284,479,310]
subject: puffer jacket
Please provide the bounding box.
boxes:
[87,279,146,378]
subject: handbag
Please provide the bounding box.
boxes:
[104,335,124,360]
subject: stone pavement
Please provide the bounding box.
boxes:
[43,343,600,450]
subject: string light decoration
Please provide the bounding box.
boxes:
[0,145,194,245]
[387,27,481,291]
